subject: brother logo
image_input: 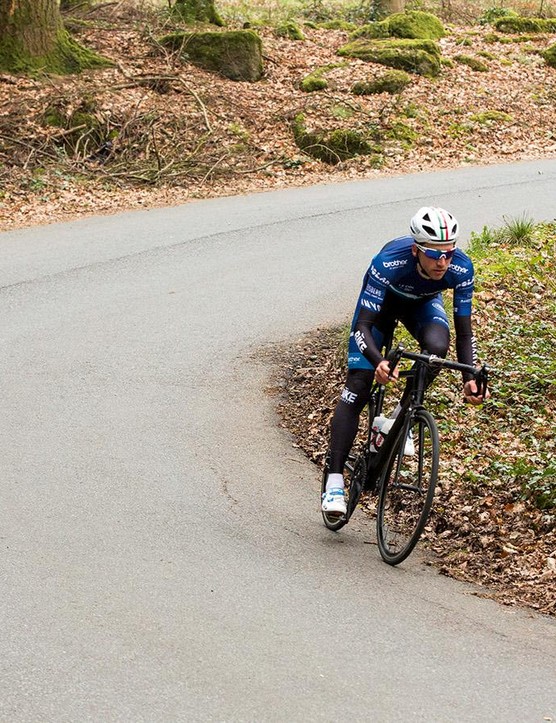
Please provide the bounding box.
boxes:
[383,259,407,269]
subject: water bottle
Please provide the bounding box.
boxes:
[370,415,394,452]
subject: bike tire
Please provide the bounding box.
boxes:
[376,408,439,565]
[321,452,366,531]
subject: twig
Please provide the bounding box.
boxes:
[177,78,213,133]
[200,154,227,184]
[321,90,376,119]
[111,73,177,89]
[262,54,280,66]
[0,133,58,160]
[116,61,134,79]
[51,124,87,137]
[235,159,281,174]
[109,73,212,134]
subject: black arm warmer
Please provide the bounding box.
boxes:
[454,315,477,382]
[353,306,384,367]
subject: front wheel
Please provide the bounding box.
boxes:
[376,409,439,565]
[321,451,366,532]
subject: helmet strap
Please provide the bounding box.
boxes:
[415,254,432,280]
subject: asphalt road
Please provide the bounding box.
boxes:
[1,160,555,721]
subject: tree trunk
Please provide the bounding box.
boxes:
[377,0,405,15]
[0,0,109,74]
[172,0,223,26]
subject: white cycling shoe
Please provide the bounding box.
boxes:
[321,488,347,516]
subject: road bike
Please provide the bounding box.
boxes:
[321,331,489,565]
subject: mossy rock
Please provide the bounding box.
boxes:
[300,72,328,92]
[493,17,556,33]
[171,0,223,26]
[160,30,263,81]
[543,42,556,67]
[300,63,344,92]
[292,114,376,164]
[384,120,419,149]
[318,20,357,31]
[352,11,445,41]
[338,38,441,77]
[275,21,304,40]
[454,54,489,72]
[470,110,513,124]
[41,97,110,155]
[477,50,496,60]
[484,31,540,44]
[478,8,519,25]
[352,69,412,95]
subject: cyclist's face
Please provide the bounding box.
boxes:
[412,242,455,280]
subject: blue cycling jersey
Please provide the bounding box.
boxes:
[352,235,474,326]
[330,236,478,475]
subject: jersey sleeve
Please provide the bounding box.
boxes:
[452,257,474,317]
[357,258,394,315]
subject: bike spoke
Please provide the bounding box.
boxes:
[376,410,439,565]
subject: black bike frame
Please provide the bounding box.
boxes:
[362,369,421,491]
[361,346,488,492]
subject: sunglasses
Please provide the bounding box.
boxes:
[415,243,456,261]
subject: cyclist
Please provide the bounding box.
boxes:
[322,206,489,516]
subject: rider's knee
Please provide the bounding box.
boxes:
[421,325,449,358]
[339,369,373,411]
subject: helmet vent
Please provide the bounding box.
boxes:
[409,206,460,244]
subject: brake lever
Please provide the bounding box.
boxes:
[386,344,404,379]
[472,364,490,398]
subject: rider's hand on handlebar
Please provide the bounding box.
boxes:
[463,379,490,405]
[375,359,399,386]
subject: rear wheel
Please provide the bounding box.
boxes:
[321,451,366,531]
[376,409,439,565]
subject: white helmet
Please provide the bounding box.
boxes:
[410,207,459,244]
